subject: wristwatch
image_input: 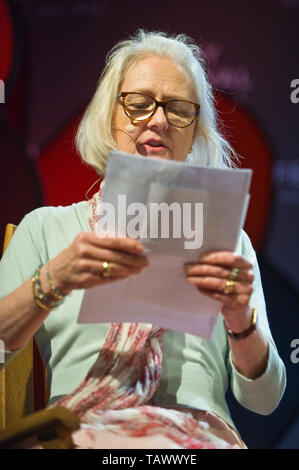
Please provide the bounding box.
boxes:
[223,308,258,340]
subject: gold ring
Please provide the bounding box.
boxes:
[101,261,111,278]
[228,268,239,280]
[223,279,235,295]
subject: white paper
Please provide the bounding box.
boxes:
[78,151,252,339]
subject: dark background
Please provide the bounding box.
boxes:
[0,0,298,448]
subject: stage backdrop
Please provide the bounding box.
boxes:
[0,0,298,449]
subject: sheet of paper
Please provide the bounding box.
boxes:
[78,151,252,339]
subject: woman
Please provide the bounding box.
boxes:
[0,31,286,449]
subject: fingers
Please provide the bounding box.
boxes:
[86,246,148,269]
[73,233,148,267]
[59,257,144,291]
[187,276,253,296]
[72,234,148,285]
[198,251,253,270]
[74,233,148,267]
[49,233,149,292]
[194,286,252,311]
[76,259,143,279]
[184,251,254,314]
[80,232,145,256]
[184,263,254,283]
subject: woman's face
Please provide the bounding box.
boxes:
[112,56,198,162]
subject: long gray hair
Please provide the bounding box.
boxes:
[75,30,237,175]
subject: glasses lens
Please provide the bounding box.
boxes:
[166,101,196,127]
[123,93,155,121]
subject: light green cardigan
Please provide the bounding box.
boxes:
[0,202,286,432]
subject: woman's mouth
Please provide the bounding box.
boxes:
[139,139,168,155]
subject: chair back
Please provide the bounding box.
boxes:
[0,224,49,430]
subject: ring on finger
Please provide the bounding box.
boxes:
[101,261,111,278]
[228,268,239,280]
[223,279,235,295]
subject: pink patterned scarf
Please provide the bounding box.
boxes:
[53,185,238,449]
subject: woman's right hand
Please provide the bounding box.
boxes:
[1,232,148,350]
[40,232,148,295]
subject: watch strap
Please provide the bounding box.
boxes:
[224,308,258,340]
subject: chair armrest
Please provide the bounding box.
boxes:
[0,406,80,449]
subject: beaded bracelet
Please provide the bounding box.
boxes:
[46,261,66,300]
[32,266,64,310]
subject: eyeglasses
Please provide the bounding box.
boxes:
[117,92,200,128]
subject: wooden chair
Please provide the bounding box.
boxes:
[0,224,79,448]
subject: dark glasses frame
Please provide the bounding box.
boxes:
[117,92,200,128]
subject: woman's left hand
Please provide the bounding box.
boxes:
[184,251,254,332]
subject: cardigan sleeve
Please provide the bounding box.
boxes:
[0,210,43,370]
[226,231,286,415]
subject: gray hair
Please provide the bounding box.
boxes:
[75,30,237,175]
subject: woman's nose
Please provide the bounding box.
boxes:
[147,105,169,130]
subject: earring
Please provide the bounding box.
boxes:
[189,146,193,154]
